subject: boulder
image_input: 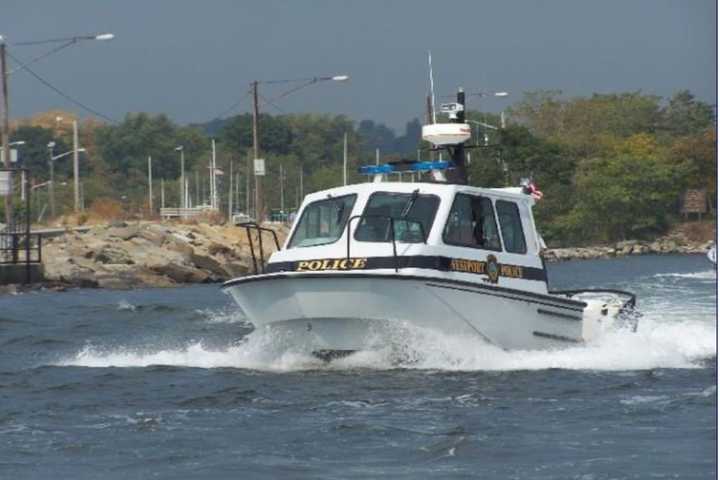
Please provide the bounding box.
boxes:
[190,251,228,278]
[138,226,167,246]
[95,246,134,265]
[164,234,194,258]
[43,257,99,288]
[208,242,233,257]
[106,225,139,241]
[150,263,210,283]
[222,261,250,277]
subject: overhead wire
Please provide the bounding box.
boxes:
[6,50,117,124]
[210,89,252,120]
[7,40,77,75]
[257,92,285,114]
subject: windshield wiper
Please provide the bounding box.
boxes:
[400,189,420,218]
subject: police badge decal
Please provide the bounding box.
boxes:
[486,254,500,283]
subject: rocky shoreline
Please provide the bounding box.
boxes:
[38,221,288,291]
[542,237,714,262]
[0,221,714,294]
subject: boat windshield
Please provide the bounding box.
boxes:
[354,192,439,243]
[288,194,357,248]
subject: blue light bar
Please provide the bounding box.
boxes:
[359,161,454,175]
[359,164,395,175]
[409,161,453,172]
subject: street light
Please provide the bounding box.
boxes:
[251,73,350,221]
[47,141,85,218]
[469,91,508,98]
[175,146,185,209]
[0,32,114,226]
[54,117,84,212]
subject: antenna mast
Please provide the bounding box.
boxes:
[428,51,437,123]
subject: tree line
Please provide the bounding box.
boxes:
[4,89,715,246]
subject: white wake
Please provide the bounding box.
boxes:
[58,311,715,372]
[58,268,716,372]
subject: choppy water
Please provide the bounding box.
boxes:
[0,254,716,479]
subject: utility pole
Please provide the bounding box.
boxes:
[177,146,185,209]
[208,155,214,209]
[251,80,263,222]
[161,178,165,210]
[299,168,304,198]
[1,40,12,227]
[235,172,240,213]
[211,138,218,210]
[195,170,199,206]
[72,120,80,212]
[48,149,55,218]
[245,151,251,216]
[343,132,348,186]
[228,157,233,222]
[147,156,153,214]
[279,163,285,217]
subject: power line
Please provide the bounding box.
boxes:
[209,87,284,122]
[210,89,252,120]
[257,92,285,114]
[7,40,76,75]
[6,50,116,123]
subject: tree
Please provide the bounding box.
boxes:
[658,90,715,137]
[356,119,396,154]
[95,113,207,180]
[561,153,682,243]
[11,125,71,179]
[220,113,293,155]
[670,128,717,203]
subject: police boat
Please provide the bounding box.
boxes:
[222,89,638,360]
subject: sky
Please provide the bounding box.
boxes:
[2,0,717,131]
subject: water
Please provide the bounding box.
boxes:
[0,254,715,479]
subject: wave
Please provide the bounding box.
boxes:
[652,270,717,280]
[56,309,715,372]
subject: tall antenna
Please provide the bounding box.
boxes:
[428,51,437,123]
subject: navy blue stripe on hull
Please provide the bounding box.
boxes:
[222,272,586,311]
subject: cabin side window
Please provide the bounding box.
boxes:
[496,200,527,254]
[287,194,357,248]
[443,194,502,251]
[354,192,440,243]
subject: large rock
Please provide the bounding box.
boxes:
[43,256,99,288]
[164,234,194,258]
[190,251,228,278]
[106,225,139,241]
[138,225,167,246]
[221,261,250,277]
[95,246,134,265]
[150,263,210,283]
[208,242,233,257]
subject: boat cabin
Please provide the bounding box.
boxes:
[265,181,549,295]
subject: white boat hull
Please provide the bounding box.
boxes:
[223,273,596,353]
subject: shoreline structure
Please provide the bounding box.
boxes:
[2,221,715,292]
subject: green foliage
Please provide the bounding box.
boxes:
[658,90,715,137]
[95,113,207,179]
[560,154,682,242]
[12,125,71,178]
[12,87,712,243]
[220,113,293,155]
